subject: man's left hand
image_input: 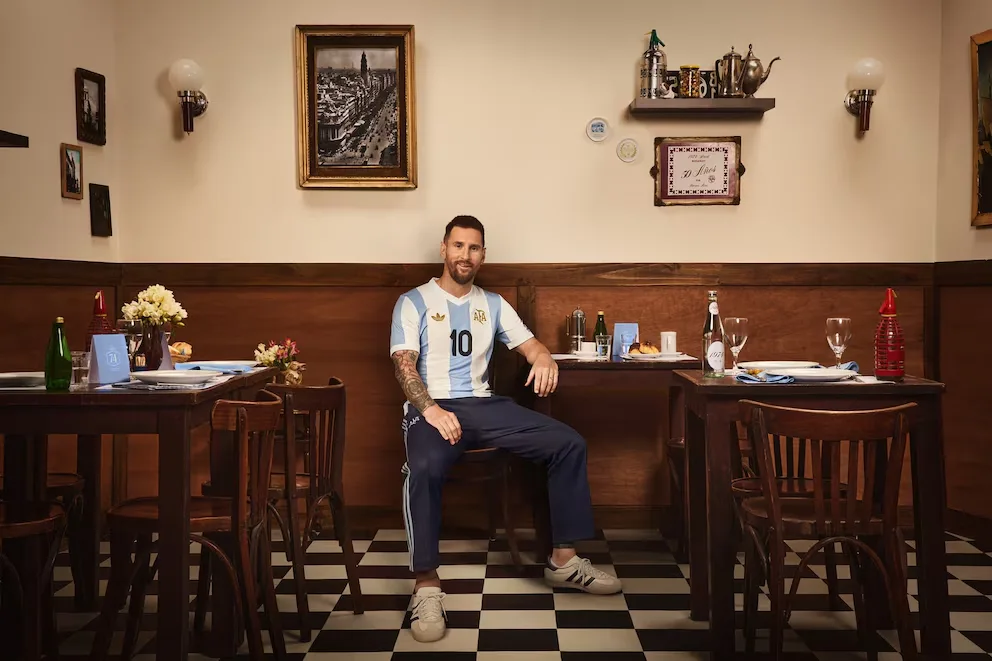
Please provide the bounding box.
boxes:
[525,353,558,397]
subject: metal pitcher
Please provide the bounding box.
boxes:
[714,46,745,98]
[565,307,586,352]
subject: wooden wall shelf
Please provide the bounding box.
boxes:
[0,130,29,148]
[629,97,775,117]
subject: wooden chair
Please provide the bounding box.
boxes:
[90,390,287,661]
[737,400,917,661]
[0,501,67,661]
[0,472,84,602]
[447,446,523,568]
[237,377,363,644]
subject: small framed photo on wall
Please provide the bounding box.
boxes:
[75,68,106,146]
[89,184,112,236]
[60,142,83,200]
[971,29,992,227]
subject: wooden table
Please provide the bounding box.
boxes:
[528,356,694,558]
[674,370,949,661]
[0,367,275,661]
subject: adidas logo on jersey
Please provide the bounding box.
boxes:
[431,312,445,322]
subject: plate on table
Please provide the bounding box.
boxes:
[625,352,679,361]
[0,372,45,387]
[738,360,819,371]
[131,370,223,385]
[572,351,599,361]
[178,360,258,373]
[766,368,856,382]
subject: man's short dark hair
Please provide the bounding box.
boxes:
[444,215,485,246]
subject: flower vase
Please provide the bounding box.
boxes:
[277,367,303,386]
[138,323,164,370]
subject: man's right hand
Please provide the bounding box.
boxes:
[424,404,462,444]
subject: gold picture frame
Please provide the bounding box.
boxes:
[972,29,992,227]
[295,25,417,189]
[60,142,83,200]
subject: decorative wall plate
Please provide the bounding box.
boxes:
[616,138,639,162]
[586,117,609,142]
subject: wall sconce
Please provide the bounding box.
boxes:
[168,59,208,134]
[844,57,885,133]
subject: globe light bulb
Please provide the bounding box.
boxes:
[848,58,885,92]
[168,59,204,92]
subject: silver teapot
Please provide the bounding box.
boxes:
[739,44,780,97]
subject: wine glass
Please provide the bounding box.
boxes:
[117,318,142,369]
[825,317,853,367]
[723,317,749,373]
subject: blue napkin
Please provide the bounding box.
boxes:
[735,371,795,384]
[816,361,859,372]
[175,362,258,374]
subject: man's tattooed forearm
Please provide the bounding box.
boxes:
[391,351,436,413]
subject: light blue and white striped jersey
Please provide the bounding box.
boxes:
[389,278,534,399]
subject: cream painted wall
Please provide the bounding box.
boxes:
[111,0,941,264]
[1,0,942,264]
[936,0,992,261]
[0,0,121,262]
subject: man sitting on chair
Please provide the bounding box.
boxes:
[390,215,621,643]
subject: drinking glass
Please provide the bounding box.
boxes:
[71,351,90,388]
[595,334,612,361]
[619,332,634,356]
[723,317,749,372]
[825,317,853,367]
[117,318,142,369]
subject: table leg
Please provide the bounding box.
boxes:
[75,434,102,610]
[911,404,951,659]
[156,410,191,661]
[685,409,709,621]
[705,409,737,660]
[1,434,47,660]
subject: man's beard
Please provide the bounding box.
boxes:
[447,260,477,285]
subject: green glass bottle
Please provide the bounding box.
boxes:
[593,310,608,338]
[45,316,72,391]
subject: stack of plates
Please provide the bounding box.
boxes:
[738,361,857,382]
[131,370,222,385]
[0,372,45,388]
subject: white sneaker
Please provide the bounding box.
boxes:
[409,586,447,642]
[544,555,622,595]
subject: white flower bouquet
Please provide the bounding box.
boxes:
[121,284,188,327]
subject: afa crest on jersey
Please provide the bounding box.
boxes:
[473,309,487,324]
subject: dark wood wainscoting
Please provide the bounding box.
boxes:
[936,260,992,519]
[0,257,939,529]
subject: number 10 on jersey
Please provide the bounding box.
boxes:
[450,330,473,356]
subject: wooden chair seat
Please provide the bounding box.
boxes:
[740,496,884,538]
[0,502,64,539]
[202,473,312,498]
[0,473,84,499]
[106,495,239,534]
[731,477,848,499]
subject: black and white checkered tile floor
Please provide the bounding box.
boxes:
[51,527,992,660]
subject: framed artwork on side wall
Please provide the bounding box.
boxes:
[75,68,107,145]
[295,24,417,189]
[972,30,992,227]
[60,143,83,200]
[89,183,112,236]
